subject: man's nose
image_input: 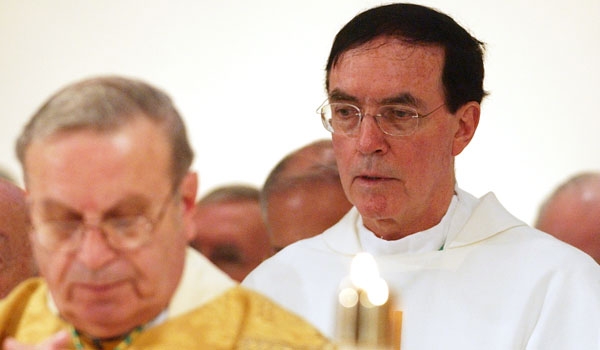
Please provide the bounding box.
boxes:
[356,113,388,155]
[75,226,118,270]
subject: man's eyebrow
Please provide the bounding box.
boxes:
[328,90,423,107]
[328,89,359,103]
[33,194,151,217]
[380,93,421,107]
[104,195,151,217]
[32,198,77,213]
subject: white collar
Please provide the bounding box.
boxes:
[321,186,525,255]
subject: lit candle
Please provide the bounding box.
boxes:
[335,252,399,349]
[336,277,359,345]
[357,275,390,347]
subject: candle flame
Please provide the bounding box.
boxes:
[350,252,379,289]
[338,287,359,308]
[365,277,389,306]
[350,252,389,305]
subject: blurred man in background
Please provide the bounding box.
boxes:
[261,139,351,252]
[0,178,37,298]
[535,172,600,263]
[191,185,271,282]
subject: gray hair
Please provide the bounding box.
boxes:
[16,76,194,189]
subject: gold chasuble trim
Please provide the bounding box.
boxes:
[0,279,334,349]
[129,287,334,349]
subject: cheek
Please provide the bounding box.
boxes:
[335,164,354,203]
[34,247,70,290]
[0,239,12,265]
[139,228,188,293]
[412,123,455,163]
[331,136,353,182]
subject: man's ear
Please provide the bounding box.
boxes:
[452,101,480,156]
[178,171,198,242]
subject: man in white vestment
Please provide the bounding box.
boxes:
[243,3,600,349]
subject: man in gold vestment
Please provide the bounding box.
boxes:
[0,76,332,350]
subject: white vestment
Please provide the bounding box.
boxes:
[243,188,600,349]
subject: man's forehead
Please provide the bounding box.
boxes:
[30,192,153,214]
[336,36,444,64]
[24,118,172,184]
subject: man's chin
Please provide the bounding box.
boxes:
[352,194,395,218]
[66,306,138,338]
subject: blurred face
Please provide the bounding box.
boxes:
[191,200,270,282]
[24,117,197,338]
[0,183,36,298]
[267,181,352,252]
[328,37,479,240]
[536,190,600,263]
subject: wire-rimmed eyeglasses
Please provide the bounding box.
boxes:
[317,101,446,137]
[30,193,175,253]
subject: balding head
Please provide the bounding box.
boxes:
[272,140,338,178]
[262,139,352,252]
[535,172,600,263]
[0,179,37,297]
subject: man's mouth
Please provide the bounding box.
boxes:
[74,280,126,295]
[358,174,389,180]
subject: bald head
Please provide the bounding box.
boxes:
[0,179,37,297]
[535,172,600,263]
[262,139,352,252]
[272,139,338,178]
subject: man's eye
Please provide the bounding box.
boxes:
[382,107,413,120]
[105,217,142,237]
[110,217,138,227]
[48,221,80,233]
[211,245,243,264]
[333,106,358,118]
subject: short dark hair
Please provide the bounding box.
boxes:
[325,3,487,113]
